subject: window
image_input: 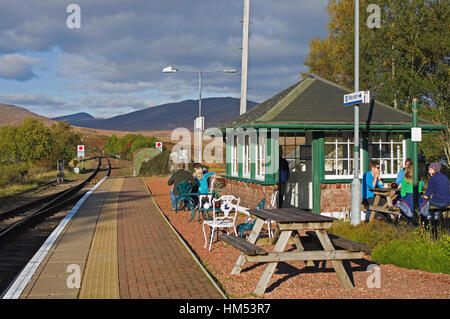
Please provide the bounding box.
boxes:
[231,135,238,176]
[255,133,265,180]
[243,135,250,177]
[279,132,307,172]
[324,132,362,179]
[369,133,405,178]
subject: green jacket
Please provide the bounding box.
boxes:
[400,178,423,198]
[168,169,197,195]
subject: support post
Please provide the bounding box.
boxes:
[351,0,361,225]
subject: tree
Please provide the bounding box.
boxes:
[304,0,449,166]
[16,118,52,164]
[49,121,82,165]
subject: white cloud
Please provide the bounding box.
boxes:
[0,53,42,81]
[0,0,330,116]
[0,92,65,106]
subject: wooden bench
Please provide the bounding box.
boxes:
[306,231,371,255]
[218,233,267,256]
[367,205,400,215]
[429,205,450,219]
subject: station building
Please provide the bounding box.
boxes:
[219,74,445,214]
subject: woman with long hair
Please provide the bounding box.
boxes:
[395,164,423,219]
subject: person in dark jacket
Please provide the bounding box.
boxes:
[278,147,290,208]
[168,163,198,210]
[421,162,450,220]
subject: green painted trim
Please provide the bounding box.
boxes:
[264,131,279,184]
[250,135,255,180]
[320,178,396,184]
[361,133,369,173]
[312,133,324,214]
[406,137,413,160]
[229,123,446,132]
[225,140,231,176]
[257,78,315,122]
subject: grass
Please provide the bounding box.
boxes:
[328,219,450,274]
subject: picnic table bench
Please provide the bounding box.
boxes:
[222,208,369,296]
[365,187,401,222]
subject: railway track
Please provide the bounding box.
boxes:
[0,156,111,295]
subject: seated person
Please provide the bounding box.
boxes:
[395,164,423,219]
[421,162,450,220]
[362,160,387,220]
[193,163,215,208]
[395,158,412,188]
[168,163,198,210]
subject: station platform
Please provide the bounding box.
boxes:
[4,177,225,299]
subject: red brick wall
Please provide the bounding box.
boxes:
[320,182,395,212]
[222,178,278,209]
[320,183,352,212]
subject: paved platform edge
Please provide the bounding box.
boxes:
[143,178,227,299]
[1,175,109,299]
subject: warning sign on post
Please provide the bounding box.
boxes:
[77,145,85,158]
[156,142,163,151]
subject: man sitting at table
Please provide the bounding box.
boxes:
[362,160,387,220]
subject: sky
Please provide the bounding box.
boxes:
[0,0,330,119]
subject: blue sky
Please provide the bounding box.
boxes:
[0,0,329,118]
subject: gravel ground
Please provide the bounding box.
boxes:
[145,176,450,299]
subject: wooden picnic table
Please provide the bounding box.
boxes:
[367,187,401,222]
[221,208,369,296]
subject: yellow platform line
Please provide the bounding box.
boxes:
[79,177,123,299]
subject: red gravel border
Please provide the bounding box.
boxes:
[145,176,450,299]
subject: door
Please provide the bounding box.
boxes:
[280,133,312,210]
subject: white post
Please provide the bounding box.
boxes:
[351,0,361,225]
[240,0,250,115]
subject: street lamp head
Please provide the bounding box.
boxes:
[223,69,238,73]
[162,65,178,73]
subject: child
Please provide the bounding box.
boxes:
[193,164,215,194]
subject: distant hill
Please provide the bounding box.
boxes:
[52,112,95,125]
[55,97,258,131]
[0,103,55,127]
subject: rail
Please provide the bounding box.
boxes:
[0,157,111,244]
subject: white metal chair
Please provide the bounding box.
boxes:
[198,174,216,209]
[202,195,240,251]
[264,191,278,237]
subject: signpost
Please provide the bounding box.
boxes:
[156,142,163,151]
[344,91,370,106]
[77,145,85,158]
[77,145,85,171]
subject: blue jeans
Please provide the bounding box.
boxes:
[170,189,177,208]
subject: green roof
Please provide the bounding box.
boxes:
[220,75,443,131]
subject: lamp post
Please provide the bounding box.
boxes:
[350,0,362,225]
[162,66,238,163]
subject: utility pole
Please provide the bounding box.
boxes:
[351,0,362,225]
[412,98,419,225]
[240,0,250,115]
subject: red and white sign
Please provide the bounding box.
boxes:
[156,142,163,151]
[77,145,85,158]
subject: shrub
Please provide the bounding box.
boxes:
[329,219,450,274]
[139,150,170,176]
[328,219,413,249]
[372,232,450,274]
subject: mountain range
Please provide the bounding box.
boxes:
[1,97,258,132]
[52,97,258,131]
